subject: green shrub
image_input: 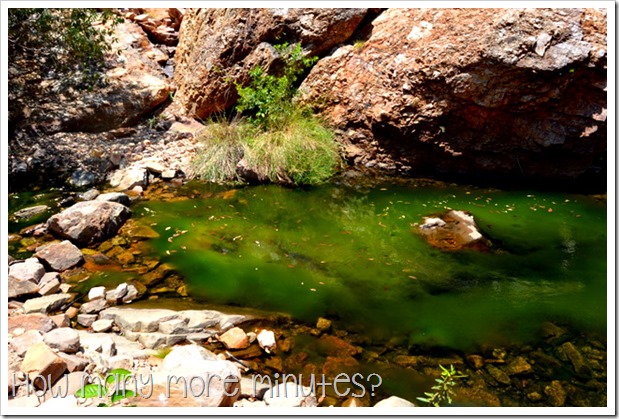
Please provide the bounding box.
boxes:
[191,42,340,186]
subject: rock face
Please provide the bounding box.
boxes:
[46,201,131,246]
[174,8,368,119]
[300,8,607,187]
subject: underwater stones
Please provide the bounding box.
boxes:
[544,380,567,406]
[46,201,131,246]
[418,210,490,251]
[12,205,50,221]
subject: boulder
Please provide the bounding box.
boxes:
[300,8,607,186]
[46,201,131,246]
[174,8,367,119]
[35,240,84,271]
[20,342,67,389]
[79,298,109,314]
[8,278,40,299]
[418,210,490,251]
[44,327,80,354]
[23,293,72,314]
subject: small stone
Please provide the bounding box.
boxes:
[544,380,567,406]
[486,364,511,385]
[79,189,100,201]
[257,329,277,354]
[219,327,250,350]
[162,169,176,179]
[59,284,72,293]
[560,342,591,376]
[44,327,80,354]
[91,319,114,333]
[505,356,533,376]
[527,391,543,402]
[96,192,131,207]
[49,313,70,328]
[466,354,485,369]
[77,314,98,327]
[79,298,108,314]
[88,286,106,301]
[65,307,79,319]
[316,317,332,332]
[38,273,61,296]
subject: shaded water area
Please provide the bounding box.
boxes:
[8,176,608,406]
[137,179,607,349]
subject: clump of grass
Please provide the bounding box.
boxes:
[190,42,341,186]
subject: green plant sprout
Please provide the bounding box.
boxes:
[416,364,467,407]
[74,368,135,406]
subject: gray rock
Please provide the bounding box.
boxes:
[23,293,72,314]
[77,314,98,327]
[78,331,150,360]
[44,327,80,354]
[35,240,84,271]
[122,284,139,303]
[158,318,189,335]
[12,205,50,221]
[9,279,40,299]
[46,201,132,246]
[69,170,97,188]
[78,189,100,201]
[8,258,45,283]
[263,382,318,407]
[88,286,106,301]
[96,192,131,207]
[38,273,61,296]
[99,307,179,333]
[79,299,109,314]
[374,396,416,407]
[91,319,114,333]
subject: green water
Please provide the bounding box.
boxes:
[135,180,607,350]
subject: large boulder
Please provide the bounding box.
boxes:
[46,201,131,246]
[418,210,490,251]
[300,8,607,186]
[174,8,368,119]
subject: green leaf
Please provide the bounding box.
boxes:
[75,384,107,398]
[106,369,132,386]
[111,389,136,403]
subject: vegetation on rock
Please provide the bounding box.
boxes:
[191,43,340,185]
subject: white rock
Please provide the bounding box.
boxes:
[257,329,277,354]
[91,319,114,333]
[88,286,106,301]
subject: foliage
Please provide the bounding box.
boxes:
[8,8,122,87]
[416,364,467,407]
[235,43,318,130]
[74,368,135,406]
[192,42,340,186]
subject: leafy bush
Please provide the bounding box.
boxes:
[192,43,340,186]
[8,8,121,86]
[235,43,318,130]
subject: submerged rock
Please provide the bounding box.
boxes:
[418,210,490,251]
